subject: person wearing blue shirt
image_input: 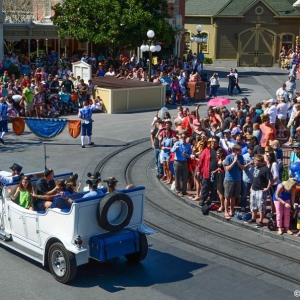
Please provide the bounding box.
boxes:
[290,143,300,163]
[198,51,204,70]
[0,97,9,144]
[78,98,96,148]
[170,131,192,197]
[160,73,172,103]
[241,145,255,211]
[224,145,244,219]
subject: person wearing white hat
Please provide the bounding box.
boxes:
[273,178,297,235]
[264,99,277,126]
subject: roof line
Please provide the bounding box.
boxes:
[215,0,233,15]
[238,0,279,17]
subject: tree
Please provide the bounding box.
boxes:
[52,0,175,58]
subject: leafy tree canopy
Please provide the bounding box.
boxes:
[52,0,175,53]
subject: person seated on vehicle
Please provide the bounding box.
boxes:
[103,176,135,193]
[0,163,23,185]
[83,172,104,198]
[54,179,73,205]
[34,168,60,210]
[7,175,34,210]
[65,173,81,193]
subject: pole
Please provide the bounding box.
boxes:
[43,143,49,170]
[148,51,152,82]
[197,42,200,59]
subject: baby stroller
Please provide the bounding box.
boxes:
[267,210,277,231]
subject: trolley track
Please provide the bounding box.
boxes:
[95,141,300,285]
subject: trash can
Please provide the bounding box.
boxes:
[188,81,206,100]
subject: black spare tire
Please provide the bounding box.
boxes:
[97,192,133,232]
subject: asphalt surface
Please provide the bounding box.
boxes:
[0,66,298,300]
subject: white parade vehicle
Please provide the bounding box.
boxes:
[0,171,155,284]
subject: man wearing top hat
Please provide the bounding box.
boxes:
[0,163,23,184]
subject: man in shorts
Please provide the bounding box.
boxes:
[34,168,57,210]
[22,82,33,117]
[78,97,96,148]
[224,145,244,219]
[246,154,273,228]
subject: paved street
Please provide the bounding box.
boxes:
[0,66,298,300]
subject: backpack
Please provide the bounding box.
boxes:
[202,202,211,215]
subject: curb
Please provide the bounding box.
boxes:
[158,179,300,247]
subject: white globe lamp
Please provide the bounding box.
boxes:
[196,25,202,32]
[155,44,161,52]
[147,30,155,38]
[150,45,157,52]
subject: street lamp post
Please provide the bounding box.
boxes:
[140,30,161,82]
[190,25,208,60]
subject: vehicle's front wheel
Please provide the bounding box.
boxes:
[48,242,77,284]
[125,233,148,263]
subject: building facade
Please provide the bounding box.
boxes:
[1,0,186,61]
[185,0,300,67]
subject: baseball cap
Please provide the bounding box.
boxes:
[231,128,241,135]
[247,144,254,149]
[223,129,231,133]
[267,99,275,103]
[230,107,236,111]
[246,135,254,140]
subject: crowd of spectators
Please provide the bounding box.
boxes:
[151,68,300,235]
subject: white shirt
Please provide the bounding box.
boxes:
[276,87,288,101]
[269,162,279,185]
[220,138,236,154]
[105,71,115,76]
[267,105,277,124]
[277,102,288,120]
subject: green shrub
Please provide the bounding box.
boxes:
[204,57,213,64]
[8,64,20,78]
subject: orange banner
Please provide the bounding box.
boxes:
[12,117,25,136]
[68,120,81,139]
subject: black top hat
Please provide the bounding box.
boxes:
[9,163,23,173]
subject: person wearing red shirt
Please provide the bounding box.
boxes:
[182,107,193,136]
[197,135,226,206]
[260,116,276,148]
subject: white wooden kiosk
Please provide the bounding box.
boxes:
[92,77,166,114]
[72,61,92,83]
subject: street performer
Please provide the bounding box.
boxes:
[78,96,96,148]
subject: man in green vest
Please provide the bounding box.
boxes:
[22,83,34,117]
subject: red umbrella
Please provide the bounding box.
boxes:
[207,98,230,106]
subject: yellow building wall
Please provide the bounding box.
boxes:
[95,86,164,114]
[111,90,128,113]
[184,24,214,58]
[128,87,162,111]
[95,89,111,113]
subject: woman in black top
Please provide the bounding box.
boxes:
[212,148,226,212]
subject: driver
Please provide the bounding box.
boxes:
[0,163,23,184]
